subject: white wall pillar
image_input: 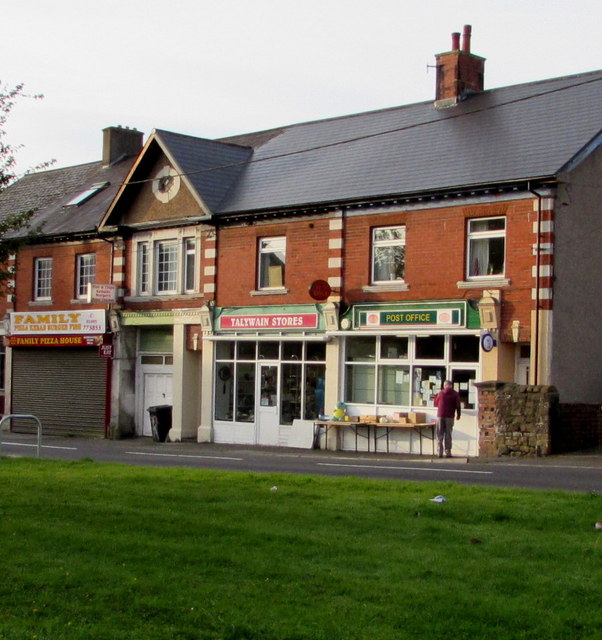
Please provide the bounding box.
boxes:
[170,321,201,441]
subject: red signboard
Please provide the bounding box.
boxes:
[220,313,318,330]
[7,334,104,347]
[99,344,114,359]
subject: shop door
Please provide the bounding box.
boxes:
[140,369,173,436]
[257,364,279,445]
[450,368,478,457]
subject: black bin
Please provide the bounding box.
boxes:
[147,405,172,442]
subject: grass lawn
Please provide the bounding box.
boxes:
[0,458,601,640]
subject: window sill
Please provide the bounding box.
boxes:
[362,282,409,293]
[457,278,510,289]
[29,300,53,306]
[250,288,289,296]
[124,293,205,303]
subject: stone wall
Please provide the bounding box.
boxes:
[475,382,558,457]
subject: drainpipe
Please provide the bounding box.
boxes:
[528,184,543,385]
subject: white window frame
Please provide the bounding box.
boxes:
[258,236,286,290]
[184,238,196,292]
[155,239,178,294]
[466,216,506,279]
[133,230,200,297]
[34,257,53,301]
[76,253,96,299]
[138,242,149,294]
[371,226,406,284]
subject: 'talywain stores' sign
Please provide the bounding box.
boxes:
[220,313,318,330]
[10,310,106,335]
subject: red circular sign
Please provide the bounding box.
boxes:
[308,280,332,301]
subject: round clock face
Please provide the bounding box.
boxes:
[481,332,495,352]
[152,166,180,203]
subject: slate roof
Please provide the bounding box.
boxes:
[207,69,602,214]
[154,130,252,212]
[0,156,135,237]
[3,68,602,236]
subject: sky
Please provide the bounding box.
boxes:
[3,0,602,177]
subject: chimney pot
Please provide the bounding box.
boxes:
[461,24,472,53]
[451,32,460,51]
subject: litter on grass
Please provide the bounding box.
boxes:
[429,495,447,503]
[270,486,278,492]
[595,522,602,530]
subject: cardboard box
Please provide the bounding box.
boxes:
[408,412,426,424]
[359,415,378,423]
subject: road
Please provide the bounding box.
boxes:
[1,432,601,493]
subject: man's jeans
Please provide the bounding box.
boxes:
[436,417,454,456]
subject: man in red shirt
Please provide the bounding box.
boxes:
[434,380,461,458]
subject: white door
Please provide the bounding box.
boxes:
[257,364,279,445]
[140,369,173,436]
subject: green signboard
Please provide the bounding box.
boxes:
[359,308,462,328]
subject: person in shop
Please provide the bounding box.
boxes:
[434,380,461,458]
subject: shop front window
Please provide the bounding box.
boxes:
[380,336,408,360]
[450,335,479,362]
[451,369,478,410]
[214,340,326,425]
[215,363,234,421]
[281,363,302,423]
[415,335,444,359]
[305,364,325,419]
[378,365,410,405]
[412,366,446,407]
[236,363,255,422]
[343,335,479,411]
[345,363,376,405]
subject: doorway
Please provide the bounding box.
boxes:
[257,363,279,445]
[138,362,173,436]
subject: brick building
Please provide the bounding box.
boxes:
[2,26,602,455]
[0,126,142,434]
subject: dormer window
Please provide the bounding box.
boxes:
[65,182,109,207]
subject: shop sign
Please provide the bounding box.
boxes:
[10,310,106,335]
[99,343,114,359]
[87,283,116,304]
[220,313,319,330]
[360,308,463,328]
[6,334,103,347]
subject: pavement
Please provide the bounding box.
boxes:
[2,430,602,492]
[1,429,601,467]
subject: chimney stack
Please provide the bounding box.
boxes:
[434,25,485,108]
[102,126,143,166]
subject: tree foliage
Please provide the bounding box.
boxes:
[0,82,47,290]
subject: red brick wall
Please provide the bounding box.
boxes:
[216,218,331,307]
[344,199,535,339]
[14,240,112,311]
